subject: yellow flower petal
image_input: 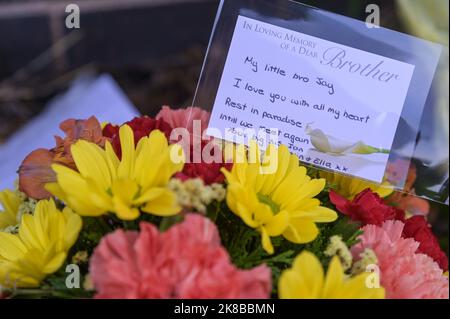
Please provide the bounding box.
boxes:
[339,272,385,299]
[285,179,326,209]
[50,164,103,215]
[104,141,119,180]
[62,208,82,247]
[42,252,67,274]
[236,202,259,228]
[223,141,336,254]
[117,125,136,179]
[278,269,305,298]
[113,198,140,220]
[18,214,42,250]
[290,206,338,223]
[282,219,319,244]
[264,210,289,236]
[260,227,274,255]
[135,187,166,205]
[71,140,112,190]
[271,166,308,204]
[279,251,324,299]
[322,256,345,298]
[0,189,22,229]
[0,233,27,260]
[111,179,139,204]
[141,189,180,216]
[321,171,393,199]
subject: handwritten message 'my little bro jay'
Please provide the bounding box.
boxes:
[206,15,416,183]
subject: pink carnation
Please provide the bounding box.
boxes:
[90,214,271,299]
[352,220,449,299]
[156,106,210,135]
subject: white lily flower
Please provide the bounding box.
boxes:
[305,124,389,155]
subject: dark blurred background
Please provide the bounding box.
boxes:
[0,0,448,251]
[0,0,407,140]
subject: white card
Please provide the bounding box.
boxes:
[206,15,416,183]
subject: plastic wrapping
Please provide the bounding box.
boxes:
[193,0,448,204]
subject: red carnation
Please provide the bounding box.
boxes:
[103,116,173,158]
[330,188,405,226]
[176,140,232,185]
[177,162,232,185]
[403,216,448,271]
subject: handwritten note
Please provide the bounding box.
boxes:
[206,16,416,183]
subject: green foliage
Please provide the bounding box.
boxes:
[211,198,362,297]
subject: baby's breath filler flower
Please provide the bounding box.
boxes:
[72,251,89,265]
[351,248,378,275]
[168,178,226,213]
[324,235,353,271]
[17,192,37,220]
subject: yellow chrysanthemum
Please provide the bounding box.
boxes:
[320,171,393,200]
[222,142,337,254]
[279,251,385,299]
[46,125,184,220]
[0,189,22,230]
[0,199,82,288]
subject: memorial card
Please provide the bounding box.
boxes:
[195,0,442,187]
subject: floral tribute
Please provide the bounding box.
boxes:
[0,106,448,299]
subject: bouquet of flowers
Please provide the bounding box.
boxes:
[0,106,448,299]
